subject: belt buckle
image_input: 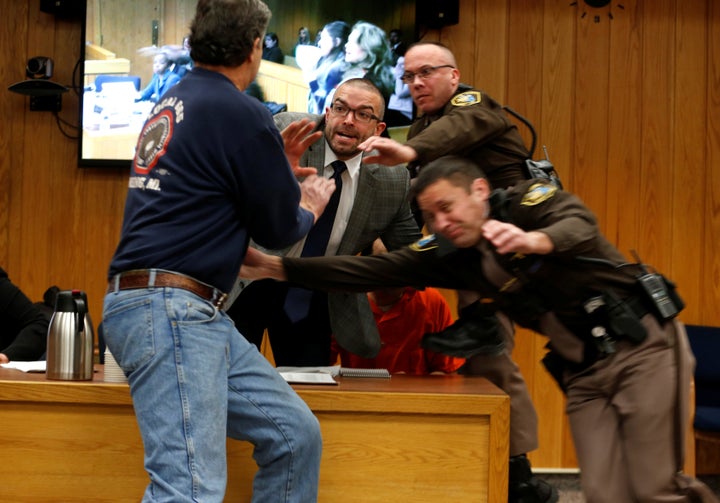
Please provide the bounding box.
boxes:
[213,291,228,310]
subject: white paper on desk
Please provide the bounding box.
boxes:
[276,365,341,377]
[279,371,338,385]
[1,361,46,373]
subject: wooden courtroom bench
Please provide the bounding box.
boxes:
[256,60,310,113]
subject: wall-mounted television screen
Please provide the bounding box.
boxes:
[78,0,417,168]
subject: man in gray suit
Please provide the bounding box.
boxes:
[226,78,421,365]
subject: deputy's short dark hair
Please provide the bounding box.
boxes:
[411,155,487,199]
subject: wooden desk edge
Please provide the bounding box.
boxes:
[0,372,508,412]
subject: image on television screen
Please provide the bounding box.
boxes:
[78,0,416,168]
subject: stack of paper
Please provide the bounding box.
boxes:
[1,361,46,373]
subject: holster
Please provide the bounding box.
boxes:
[600,290,648,345]
[543,292,652,395]
[541,350,568,394]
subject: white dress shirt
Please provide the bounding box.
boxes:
[286,141,361,258]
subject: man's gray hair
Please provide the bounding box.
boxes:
[189,0,271,67]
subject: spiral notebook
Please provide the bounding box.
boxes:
[339,367,390,379]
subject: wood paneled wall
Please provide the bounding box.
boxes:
[1,0,718,470]
[425,0,720,469]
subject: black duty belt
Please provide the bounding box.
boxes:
[107,270,227,309]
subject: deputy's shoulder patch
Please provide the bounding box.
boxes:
[521,183,558,206]
[409,234,439,252]
[450,91,481,107]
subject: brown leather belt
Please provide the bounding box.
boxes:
[107,270,228,309]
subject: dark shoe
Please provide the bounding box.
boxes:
[509,454,559,503]
[510,477,559,503]
[421,302,505,358]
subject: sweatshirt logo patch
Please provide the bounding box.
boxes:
[410,234,438,251]
[451,91,481,107]
[134,109,174,175]
[521,183,557,206]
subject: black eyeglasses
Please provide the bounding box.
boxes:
[400,65,455,84]
[329,101,381,124]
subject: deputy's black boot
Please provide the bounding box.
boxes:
[508,454,559,503]
[421,301,505,358]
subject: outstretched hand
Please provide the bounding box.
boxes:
[358,136,417,166]
[240,247,286,281]
[281,119,323,178]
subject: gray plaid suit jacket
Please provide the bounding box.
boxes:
[229,111,421,358]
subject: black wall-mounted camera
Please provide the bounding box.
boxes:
[8,56,67,111]
[26,56,54,79]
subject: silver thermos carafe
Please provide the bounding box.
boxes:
[46,289,94,381]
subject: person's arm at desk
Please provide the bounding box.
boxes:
[0,268,49,363]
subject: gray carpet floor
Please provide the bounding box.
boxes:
[537,473,720,502]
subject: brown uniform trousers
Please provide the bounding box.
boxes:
[565,318,719,503]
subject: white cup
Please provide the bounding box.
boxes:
[104,347,127,383]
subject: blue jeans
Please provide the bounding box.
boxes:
[102,285,322,502]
